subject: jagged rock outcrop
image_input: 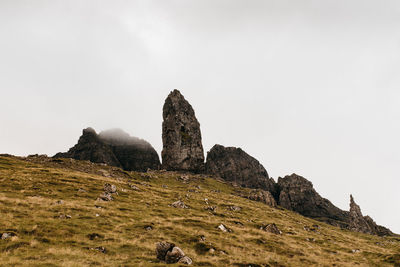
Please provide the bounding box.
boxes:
[349,195,392,236]
[54,128,160,172]
[277,174,349,227]
[161,89,204,172]
[99,128,160,171]
[205,144,276,193]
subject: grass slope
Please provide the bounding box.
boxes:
[0,155,399,266]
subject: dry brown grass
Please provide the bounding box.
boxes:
[0,155,399,266]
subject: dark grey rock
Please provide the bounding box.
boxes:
[54,128,160,172]
[165,246,185,264]
[155,241,175,261]
[161,89,205,172]
[205,144,276,193]
[277,174,349,227]
[247,189,277,207]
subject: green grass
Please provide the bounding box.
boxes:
[0,155,399,266]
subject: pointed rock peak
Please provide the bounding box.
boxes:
[350,194,355,205]
[162,89,204,172]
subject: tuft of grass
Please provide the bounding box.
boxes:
[0,155,399,266]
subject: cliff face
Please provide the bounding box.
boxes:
[54,128,160,172]
[161,90,204,172]
[277,174,349,227]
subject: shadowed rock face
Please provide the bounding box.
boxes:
[161,89,204,172]
[349,195,393,236]
[205,144,276,193]
[277,174,349,227]
[54,128,160,172]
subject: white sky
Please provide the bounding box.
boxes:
[0,0,399,233]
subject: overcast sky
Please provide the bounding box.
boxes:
[1,0,399,233]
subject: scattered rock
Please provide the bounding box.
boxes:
[129,184,140,191]
[104,183,117,194]
[352,249,360,253]
[261,223,282,234]
[87,233,104,240]
[205,206,217,212]
[58,214,72,219]
[178,256,193,265]
[217,224,232,233]
[97,192,113,201]
[170,200,188,209]
[144,225,153,231]
[55,200,64,205]
[229,206,241,211]
[89,246,107,253]
[161,89,205,172]
[205,144,275,193]
[78,188,87,193]
[1,232,16,240]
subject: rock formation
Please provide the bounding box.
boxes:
[161,89,204,172]
[54,128,160,172]
[348,195,392,236]
[247,189,277,207]
[205,144,276,193]
[277,174,349,227]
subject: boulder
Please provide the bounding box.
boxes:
[54,128,160,172]
[205,144,275,193]
[103,183,117,194]
[155,241,175,260]
[261,223,282,235]
[161,89,205,172]
[165,246,185,264]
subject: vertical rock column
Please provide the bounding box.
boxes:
[161,89,204,172]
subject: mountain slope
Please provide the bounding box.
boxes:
[0,155,399,266]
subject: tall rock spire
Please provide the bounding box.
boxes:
[161,89,204,172]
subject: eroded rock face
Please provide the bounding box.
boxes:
[99,128,160,171]
[247,189,277,207]
[277,174,349,227]
[349,195,393,236]
[54,128,160,172]
[161,89,204,172]
[205,144,275,193]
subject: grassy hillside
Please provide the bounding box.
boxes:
[0,155,399,266]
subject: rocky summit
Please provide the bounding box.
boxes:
[161,89,204,172]
[276,174,349,227]
[55,128,160,172]
[205,144,276,193]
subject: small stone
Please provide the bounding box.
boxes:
[104,183,117,194]
[352,249,360,253]
[78,188,86,193]
[205,206,217,212]
[1,233,16,240]
[170,200,188,209]
[129,184,140,190]
[178,256,192,265]
[55,200,64,205]
[145,225,153,231]
[98,192,113,201]
[217,224,231,233]
[261,223,282,234]
[229,206,241,211]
